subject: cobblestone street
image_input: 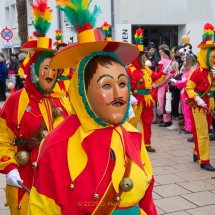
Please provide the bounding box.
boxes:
[1,101,215,214]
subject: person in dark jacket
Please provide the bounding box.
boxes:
[0,56,7,101]
[8,53,20,90]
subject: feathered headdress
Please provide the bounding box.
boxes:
[102,22,111,40]
[49,0,139,69]
[198,23,215,49]
[53,29,67,48]
[20,0,55,52]
[30,0,53,37]
[56,0,101,33]
[134,28,144,51]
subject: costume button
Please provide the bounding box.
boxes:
[69,184,75,190]
[147,178,152,183]
[142,161,145,165]
[115,196,121,202]
[4,203,8,207]
[17,125,20,129]
[17,206,21,210]
[93,193,99,200]
[19,133,23,138]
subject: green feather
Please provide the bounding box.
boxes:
[57,2,101,32]
[32,18,51,36]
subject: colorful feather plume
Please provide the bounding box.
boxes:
[134,28,143,45]
[202,23,214,42]
[30,0,53,37]
[55,29,63,41]
[56,0,101,33]
[102,22,111,39]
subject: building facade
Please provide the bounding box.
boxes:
[0,0,215,58]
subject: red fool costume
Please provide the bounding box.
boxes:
[126,28,167,151]
[185,23,215,171]
[27,1,157,214]
[0,1,72,214]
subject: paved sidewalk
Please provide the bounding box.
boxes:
[0,100,215,214]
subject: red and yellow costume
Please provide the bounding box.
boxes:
[126,29,166,148]
[127,59,166,147]
[0,2,72,214]
[27,1,157,214]
[185,23,215,166]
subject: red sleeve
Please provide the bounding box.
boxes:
[151,69,164,82]
[126,66,138,90]
[139,176,158,215]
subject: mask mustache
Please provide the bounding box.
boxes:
[106,98,127,106]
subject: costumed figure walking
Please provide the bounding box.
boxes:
[27,1,157,214]
[126,28,173,153]
[53,29,74,99]
[185,23,215,171]
[0,1,72,214]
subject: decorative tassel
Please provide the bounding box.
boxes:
[30,0,53,37]
[56,0,101,33]
[134,28,143,45]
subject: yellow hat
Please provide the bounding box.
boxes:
[20,0,55,52]
[198,23,215,49]
[50,0,139,69]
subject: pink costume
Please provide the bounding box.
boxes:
[173,68,193,132]
[156,58,172,122]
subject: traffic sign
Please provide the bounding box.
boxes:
[0,27,14,41]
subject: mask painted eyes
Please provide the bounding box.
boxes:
[102,84,111,90]
[119,82,126,88]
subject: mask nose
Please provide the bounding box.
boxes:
[113,83,123,100]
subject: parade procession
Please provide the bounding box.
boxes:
[1,0,215,214]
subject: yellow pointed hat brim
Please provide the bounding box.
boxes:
[50,41,139,69]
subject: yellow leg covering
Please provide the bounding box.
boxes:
[6,185,29,215]
[191,108,210,163]
[128,104,143,128]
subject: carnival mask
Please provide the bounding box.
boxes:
[209,50,215,68]
[87,61,129,125]
[38,57,57,92]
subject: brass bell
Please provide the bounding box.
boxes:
[69,184,75,190]
[207,92,211,97]
[17,206,21,210]
[19,133,23,138]
[15,150,30,165]
[142,161,145,165]
[119,177,134,192]
[53,107,63,117]
[139,79,143,84]
[39,130,49,141]
[5,203,9,207]
[93,193,99,200]
[115,195,121,202]
[133,90,138,95]
[16,125,20,129]
[32,162,38,169]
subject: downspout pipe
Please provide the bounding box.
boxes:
[57,9,62,31]
[111,0,115,40]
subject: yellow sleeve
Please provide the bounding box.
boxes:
[0,118,18,171]
[185,79,198,99]
[28,187,62,215]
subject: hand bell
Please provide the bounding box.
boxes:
[15,150,30,165]
[53,107,63,117]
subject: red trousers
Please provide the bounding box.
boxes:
[128,103,153,147]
